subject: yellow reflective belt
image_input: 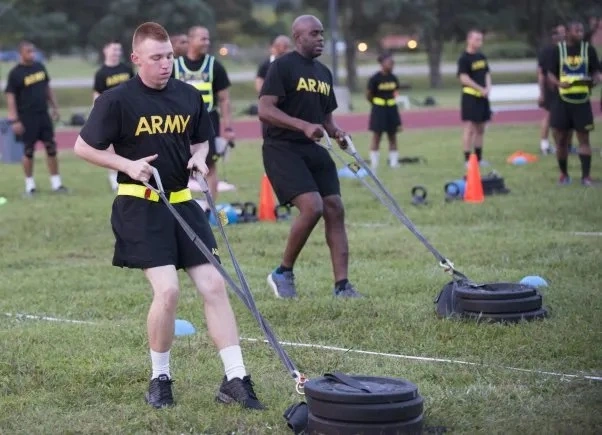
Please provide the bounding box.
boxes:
[372,97,396,106]
[462,87,483,97]
[117,184,192,204]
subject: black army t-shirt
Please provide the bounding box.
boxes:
[544,42,600,82]
[367,72,400,100]
[256,57,272,80]
[94,63,135,94]
[538,45,553,75]
[80,75,214,192]
[4,61,50,115]
[260,50,338,145]
[456,52,489,88]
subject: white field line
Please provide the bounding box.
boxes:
[4,312,601,382]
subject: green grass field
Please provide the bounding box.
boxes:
[1,124,601,434]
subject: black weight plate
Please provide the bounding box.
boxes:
[454,282,537,301]
[457,294,542,314]
[308,412,424,435]
[308,396,423,424]
[462,307,548,323]
[304,376,418,405]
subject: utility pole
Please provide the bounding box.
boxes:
[328,0,339,86]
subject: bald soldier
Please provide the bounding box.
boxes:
[258,15,361,300]
[255,35,292,94]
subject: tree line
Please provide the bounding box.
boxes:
[0,0,599,89]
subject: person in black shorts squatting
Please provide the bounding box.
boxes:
[74,22,264,411]
[93,40,135,192]
[545,20,600,186]
[457,29,492,167]
[259,15,362,299]
[537,24,566,155]
[366,51,402,171]
[4,40,68,196]
[172,25,235,209]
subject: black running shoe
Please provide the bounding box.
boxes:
[145,374,174,409]
[216,375,265,410]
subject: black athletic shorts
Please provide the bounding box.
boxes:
[369,105,402,134]
[110,196,220,270]
[17,111,54,151]
[461,94,491,123]
[207,110,220,167]
[262,141,341,206]
[549,99,594,133]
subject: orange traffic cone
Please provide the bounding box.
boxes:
[464,153,485,203]
[258,174,277,221]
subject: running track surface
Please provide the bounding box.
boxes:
[54,104,602,150]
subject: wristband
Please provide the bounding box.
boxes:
[224,127,233,132]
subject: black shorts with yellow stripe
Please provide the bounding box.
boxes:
[549,98,594,133]
[111,185,220,270]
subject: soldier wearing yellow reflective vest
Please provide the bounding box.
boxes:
[456,29,492,167]
[366,51,402,170]
[172,25,234,205]
[545,21,600,186]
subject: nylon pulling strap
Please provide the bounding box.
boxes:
[318,133,471,283]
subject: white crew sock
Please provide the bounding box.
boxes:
[50,174,62,190]
[540,139,550,151]
[108,170,118,191]
[25,177,36,192]
[219,345,246,381]
[370,151,379,169]
[150,349,171,379]
[389,150,399,167]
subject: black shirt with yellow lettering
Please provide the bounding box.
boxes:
[93,63,135,94]
[80,75,214,192]
[4,61,50,115]
[544,42,599,96]
[367,72,400,102]
[260,50,337,145]
[545,42,599,78]
[456,51,489,88]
